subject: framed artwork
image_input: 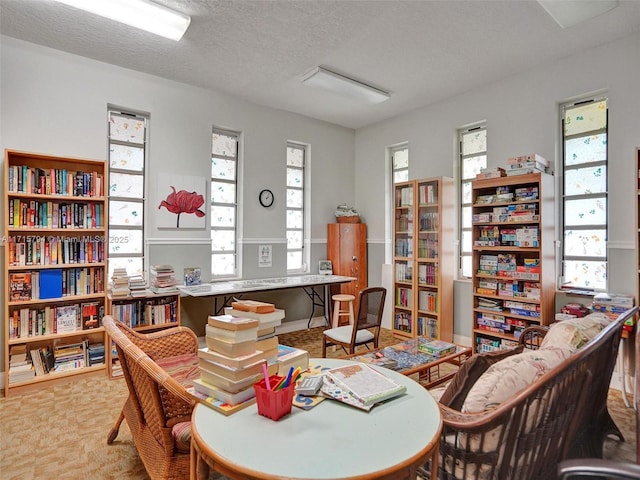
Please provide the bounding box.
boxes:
[157,173,206,229]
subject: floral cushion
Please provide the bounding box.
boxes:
[462,346,570,413]
[540,313,611,352]
[171,421,191,453]
[439,345,523,411]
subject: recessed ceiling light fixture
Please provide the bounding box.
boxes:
[54,0,191,41]
[302,66,390,104]
[537,0,619,28]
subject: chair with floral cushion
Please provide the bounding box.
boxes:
[104,315,200,480]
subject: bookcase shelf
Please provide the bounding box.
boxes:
[471,172,555,353]
[392,177,454,341]
[3,149,108,397]
[105,291,181,378]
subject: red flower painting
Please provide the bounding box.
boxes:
[158,186,205,228]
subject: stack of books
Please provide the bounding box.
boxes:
[224,299,284,370]
[149,265,178,294]
[110,267,130,299]
[128,274,150,297]
[193,314,268,410]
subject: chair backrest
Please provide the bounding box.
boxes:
[103,316,195,452]
[350,287,386,346]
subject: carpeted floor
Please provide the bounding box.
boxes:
[0,327,636,479]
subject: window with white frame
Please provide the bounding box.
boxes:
[286,142,307,272]
[459,126,487,278]
[392,145,409,183]
[561,99,608,290]
[211,129,239,278]
[107,109,147,278]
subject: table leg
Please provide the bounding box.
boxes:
[430,440,440,480]
[303,286,329,328]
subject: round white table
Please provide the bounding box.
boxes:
[190,358,442,480]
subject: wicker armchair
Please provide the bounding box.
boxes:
[421,307,636,480]
[103,315,199,480]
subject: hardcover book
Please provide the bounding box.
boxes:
[192,378,256,406]
[9,272,32,301]
[198,357,266,382]
[207,314,259,331]
[205,337,257,358]
[198,347,267,369]
[205,324,258,343]
[231,300,275,314]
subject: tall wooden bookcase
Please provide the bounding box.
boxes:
[105,292,181,378]
[471,172,555,353]
[392,177,454,341]
[3,150,108,396]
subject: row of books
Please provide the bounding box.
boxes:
[9,302,104,339]
[395,287,412,308]
[417,236,439,258]
[7,165,104,197]
[8,340,105,385]
[8,198,103,229]
[7,235,105,267]
[8,268,105,302]
[110,297,179,328]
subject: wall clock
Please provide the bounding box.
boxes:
[259,189,274,207]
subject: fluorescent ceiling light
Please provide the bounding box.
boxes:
[54,0,191,41]
[538,0,619,28]
[302,67,390,104]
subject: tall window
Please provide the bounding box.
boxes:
[561,99,608,290]
[211,129,239,278]
[286,142,307,272]
[459,126,487,278]
[107,109,147,278]
[392,145,409,183]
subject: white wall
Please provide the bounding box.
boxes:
[355,31,640,340]
[0,36,356,371]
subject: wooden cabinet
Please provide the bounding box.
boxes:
[327,223,367,315]
[3,149,108,396]
[392,177,454,340]
[105,292,181,378]
[471,172,555,352]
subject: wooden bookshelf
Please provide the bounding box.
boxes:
[392,177,454,340]
[3,149,108,396]
[471,172,555,352]
[105,291,181,378]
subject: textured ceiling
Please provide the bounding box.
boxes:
[2,0,640,129]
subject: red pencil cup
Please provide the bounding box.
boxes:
[254,375,295,421]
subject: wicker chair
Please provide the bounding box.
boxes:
[420,307,636,480]
[103,315,199,480]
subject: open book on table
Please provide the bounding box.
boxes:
[321,363,407,410]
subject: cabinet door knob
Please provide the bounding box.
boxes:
[352,256,358,261]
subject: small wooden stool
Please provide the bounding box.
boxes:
[332,294,355,328]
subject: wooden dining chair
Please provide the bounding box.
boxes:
[322,287,386,357]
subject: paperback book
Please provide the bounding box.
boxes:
[324,363,406,407]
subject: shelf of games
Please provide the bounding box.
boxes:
[392,177,454,341]
[3,150,108,396]
[471,172,555,353]
[105,292,181,378]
